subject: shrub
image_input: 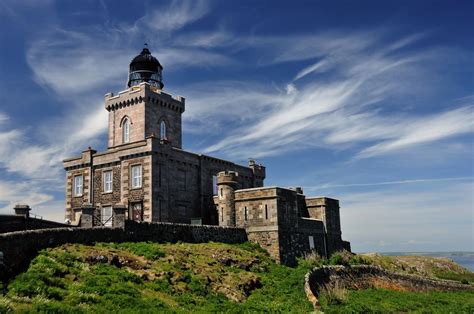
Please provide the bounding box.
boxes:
[328,250,355,266]
[348,254,372,266]
[297,251,326,269]
[320,282,347,305]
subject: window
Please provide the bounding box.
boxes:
[178,169,186,190]
[221,208,224,222]
[103,171,113,193]
[160,120,167,140]
[220,188,224,199]
[244,206,248,221]
[73,175,83,196]
[123,118,130,143]
[101,206,113,227]
[265,204,268,220]
[308,236,315,250]
[212,175,218,195]
[131,165,142,188]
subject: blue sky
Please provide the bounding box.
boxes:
[0,0,472,252]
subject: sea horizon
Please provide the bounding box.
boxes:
[357,251,474,272]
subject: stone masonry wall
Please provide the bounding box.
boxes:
[0,221,247,281]
[0,216,70,234]
[246,229,280,262]
[109,101,146,147]
[305,265,474,310]
[93,164,122,209]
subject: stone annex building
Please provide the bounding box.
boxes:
[63,47,350,264]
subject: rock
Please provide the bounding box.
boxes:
[110,255,122,268]
[240,277,262,296]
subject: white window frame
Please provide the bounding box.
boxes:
[123,118,130,143]
[131,164,142,189]
[101,206,113,227]
[73,175,83,197]
[160,120,167,140]
[103,170,113,193]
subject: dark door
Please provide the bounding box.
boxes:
[132,202,143,221]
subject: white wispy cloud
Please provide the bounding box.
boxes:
[339,181,473,252]
[196,31,474,160]
[358,106,474,157]
[305,176,473,190]
[0,180,55,215]
[144,0,209,33]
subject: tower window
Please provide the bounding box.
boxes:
[244,206,248,221]
[265,204,268,220]
[212,175,218,195]
[160,121,167,140]
[123,118,130,143]
[103,170,113,193]
[131,165,142,188]
[73,175,83,196]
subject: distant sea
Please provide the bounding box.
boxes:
[379,252,474,272]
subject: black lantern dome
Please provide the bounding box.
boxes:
[127,46,163,89]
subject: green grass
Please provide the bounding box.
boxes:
[0,242,313,313]
[0,243,472,313]
[433,270,474,284]
[321,288,474,313]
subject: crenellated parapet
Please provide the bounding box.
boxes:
[248,159,266,187]
[104,82,185,113]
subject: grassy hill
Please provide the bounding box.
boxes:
[0,242,473,313]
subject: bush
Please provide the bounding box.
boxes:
[328,250,358,266]
[320,282,347,305]
[297,251,326,269]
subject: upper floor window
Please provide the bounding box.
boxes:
[131,165,142,188]
[73,175,83,196]
[123,118,130,143]
[103,170,113,193]
[160,121,167,140]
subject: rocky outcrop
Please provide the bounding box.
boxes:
[304,265,474,310]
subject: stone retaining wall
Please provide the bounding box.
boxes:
[0,215,70,234]
[304,265,474,309]
[0,221,247,281]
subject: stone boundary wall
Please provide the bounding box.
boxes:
[0,221,247,281]
[0,215,70,234]
[304,265,474,310]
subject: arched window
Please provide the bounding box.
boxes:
[123,118,130,143]
[160,120,167,140]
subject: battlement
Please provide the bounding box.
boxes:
[306,197,339,208]
[104,82,185,113]
[217,171,239,185]
[248,159,266,179]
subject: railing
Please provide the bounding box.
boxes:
[92,214,114,227]
[29,213,43,220]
